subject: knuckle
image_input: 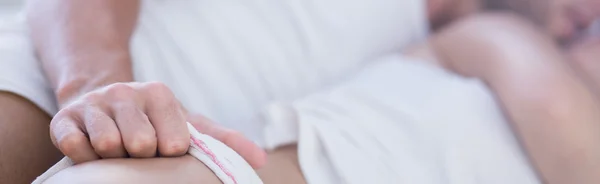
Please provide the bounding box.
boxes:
[144,81,169,91]
[105,83,136,101]
[160,139,189,156]
[107,83,134,92]
[81,92,103,104]
[142,82,172,97]
[92,134,122,154]
[127,134,157,155]
[51,111,73,124]
[66,102,89,114]
[57,133,88,155]
[142,82,180,109]
[50,118,73,138]
[110,100,138,113]
[58,106,77,115]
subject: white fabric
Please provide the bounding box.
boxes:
[32,122,263,184]
[0,0,427,141]
[187,123,263,184]
[262,55,541,184]
[0,1,543,184]
[0,13,58,115]
[0,0,22,8]
[0,0,545,183]
[130,0,428,145]
[3,1,515,184]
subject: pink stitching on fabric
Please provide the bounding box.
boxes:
[191,137,238,184]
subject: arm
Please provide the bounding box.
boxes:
[425,14,600,184]
[26,0,266,167]
[27,0,139,107]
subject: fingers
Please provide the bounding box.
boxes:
[50,81,191,163]
[140,82,190,157]
[189,114,267,169]
[104,83,158,158]
[82,105,127,159]
[50,114,99,164]
[112,102,157,158]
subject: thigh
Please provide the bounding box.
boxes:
[0,92,62,183]
[44,145,305,184]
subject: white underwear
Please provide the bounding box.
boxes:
[32,122,263,184]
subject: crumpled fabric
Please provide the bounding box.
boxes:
[262,55,540,184]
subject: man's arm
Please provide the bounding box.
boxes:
[27,0,139,106]
[26,0,266,167]
[428,14,600,184]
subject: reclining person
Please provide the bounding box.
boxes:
[1,0,599,183]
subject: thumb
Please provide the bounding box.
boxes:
[187,114,267,169]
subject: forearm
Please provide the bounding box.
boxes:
[26,0,140,106]
[433,14,600,184]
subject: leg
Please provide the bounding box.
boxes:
[0,92,62,183]
[43,145,304,184]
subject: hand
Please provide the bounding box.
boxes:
[50,82,266,168]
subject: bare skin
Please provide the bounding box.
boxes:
[26,0,265,166]
[8,0,470,183]
[569,36,600,95]
[0,0,596,183]
[428,14,600,184]
[0,92,62,183]
[44,145,305,184]
[43,14,600,184]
